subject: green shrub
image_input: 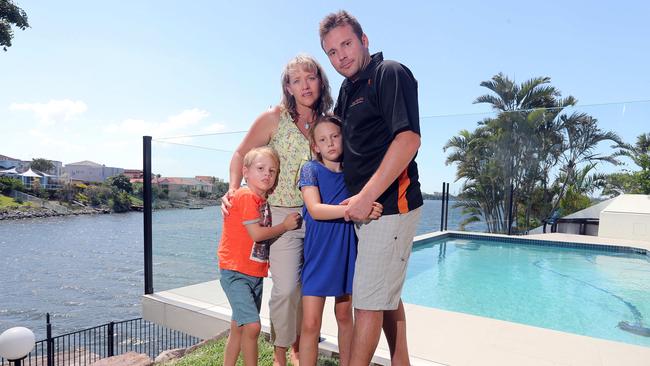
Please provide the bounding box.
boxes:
[86,185,112,206]
[111,191,132,213]
[0,177,24,195]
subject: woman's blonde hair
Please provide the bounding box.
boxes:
[280,54,333,121]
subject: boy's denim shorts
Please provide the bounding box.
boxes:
[219,269,264,326]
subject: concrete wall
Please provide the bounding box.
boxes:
[64,165,124,183]
[599,212,650,241]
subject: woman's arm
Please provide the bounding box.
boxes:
[221,107,280,215]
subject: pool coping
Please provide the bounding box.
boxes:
[415,230,650,255]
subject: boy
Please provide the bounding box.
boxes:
[218,146,301,366]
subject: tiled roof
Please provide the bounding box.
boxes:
[158,177,212,186]
[67,160,103,167]
[0,154,21,161]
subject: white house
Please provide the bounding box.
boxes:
[0,154,28,171]
[64,160,124,183]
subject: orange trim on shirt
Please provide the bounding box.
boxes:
[397,169,410,213]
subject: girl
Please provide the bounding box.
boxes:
[298,115,382,366]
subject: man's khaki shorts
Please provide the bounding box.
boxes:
[353,207,421,310]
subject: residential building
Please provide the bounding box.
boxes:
[158,177,213,199]
[0,154,28,170]
[124,169,144,180]
[64,160,124,183]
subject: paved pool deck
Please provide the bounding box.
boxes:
[142,231,650,365]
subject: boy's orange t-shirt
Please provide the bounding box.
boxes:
[218,187,272,277]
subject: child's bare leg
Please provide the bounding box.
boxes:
[334,295,353,366]
[290,337,300,366]
[298,296,325,366]
[273,346,288,366]
[241,322,261,366]
[224,320,242,366]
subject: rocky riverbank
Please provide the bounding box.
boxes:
[0,206,111,220]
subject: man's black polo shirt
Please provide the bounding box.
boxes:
[334,52,423,215]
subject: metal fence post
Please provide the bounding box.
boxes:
[46,313,54,366]
[440,182,446,231]
[507,183,514,235]
[445,183,449,231]
[143,136,153,294]
[107,322,115,357]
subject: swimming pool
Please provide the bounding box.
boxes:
[402,234,650,348]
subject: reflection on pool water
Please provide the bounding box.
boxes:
[402,236,650,348]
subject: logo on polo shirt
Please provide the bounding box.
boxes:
[350,97,365,107]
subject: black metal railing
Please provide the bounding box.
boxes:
[1,314,201,366]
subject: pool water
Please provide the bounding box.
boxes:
[402,236,650,348]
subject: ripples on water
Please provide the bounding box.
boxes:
[0,201,481,339]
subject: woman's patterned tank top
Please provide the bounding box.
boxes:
[267,107,311,207]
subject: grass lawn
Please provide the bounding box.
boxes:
[0,194,32,208]
[162,335,339,366]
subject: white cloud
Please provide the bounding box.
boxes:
[201,123,226,134]
[104,108,211,137]
[10,99,87,126]
[161,109,210,133]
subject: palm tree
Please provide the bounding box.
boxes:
[472,73,565,232]
[604,132,650,195]
[446,73,621,233]
[549,113,623,214]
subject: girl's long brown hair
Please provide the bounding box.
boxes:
[308,114,343,162]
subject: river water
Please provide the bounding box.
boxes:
[0,200,483,339]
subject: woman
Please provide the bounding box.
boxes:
[221,54,333,366]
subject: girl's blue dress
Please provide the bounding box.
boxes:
[299,160,357,297]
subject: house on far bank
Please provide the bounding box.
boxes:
[0,154,29,171]
[0,154,64,189]
[64,160,124,183]
[124,169,143,180]
[158,177,213,199]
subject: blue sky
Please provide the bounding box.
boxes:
[2,0,649,193]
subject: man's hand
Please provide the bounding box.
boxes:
[220,188,236,216]
[342,193,374,222]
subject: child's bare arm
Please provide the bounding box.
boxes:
[301,186,347,220]
[368,202,383,220]
[245,213,301,242]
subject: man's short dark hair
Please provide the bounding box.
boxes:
[319,10,364,44]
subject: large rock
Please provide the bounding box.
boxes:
[154,348,186,363]
[89,352,152,366]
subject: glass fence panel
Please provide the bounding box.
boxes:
[151,133,243,292]
[145,100,649,291]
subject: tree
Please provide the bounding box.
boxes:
[445,73,621,233]
[1,0,30,51]
[30,158,54,174]
[0,176,23,194]
[603,132,650,195]
[107,174,133,193]
[111,191,132,213]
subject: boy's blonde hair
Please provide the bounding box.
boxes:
[243,146,280,169]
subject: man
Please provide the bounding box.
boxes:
[320,10,423,366]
